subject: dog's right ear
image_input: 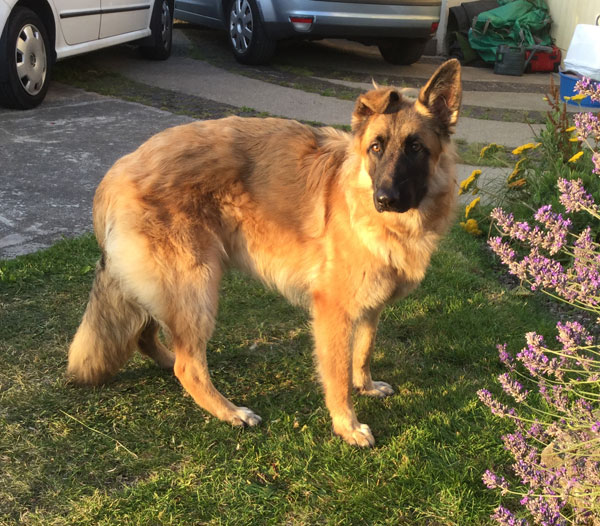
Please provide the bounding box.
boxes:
[352,88,401,132]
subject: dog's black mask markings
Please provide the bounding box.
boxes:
[367,129,430,214]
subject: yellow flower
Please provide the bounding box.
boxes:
[459,169,481,195]
[565,93,587,103]
[460,219,482,236]
[479,143,502,158]
[512,142,541,155]
[465,197,481,218]
[569,137,581,142]
[568,151,584,163]
[508,178,526,188]
[565,126,576,133]
[507,158,526,182]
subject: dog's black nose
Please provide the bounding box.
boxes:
[375,189,398,210]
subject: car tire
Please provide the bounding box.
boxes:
[227,0,276,65]
[141,0,173,60]
[378,38,428,65]
[0,7,52,109]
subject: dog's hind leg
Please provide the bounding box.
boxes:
[352,309,394,398]
[67,260,148,385]
[138,318,175,370]
[167,257,262,428]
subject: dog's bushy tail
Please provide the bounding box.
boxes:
[67,258,148,385]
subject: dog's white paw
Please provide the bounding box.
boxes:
[359,381,395,398]
[336,423,375,448]
[230,406,262,427]
[348,423,375,448]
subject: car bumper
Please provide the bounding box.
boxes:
[260,0,440,40]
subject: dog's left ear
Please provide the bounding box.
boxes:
[352,88,401,132]
[418,59,462,134]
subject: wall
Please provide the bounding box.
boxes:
[546,0,600,52]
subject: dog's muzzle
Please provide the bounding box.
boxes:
[374,188,410,213]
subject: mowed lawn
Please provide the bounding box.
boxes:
[0,226,556,525]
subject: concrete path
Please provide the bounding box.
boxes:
[0,86,191,258]
[89,51,544,147]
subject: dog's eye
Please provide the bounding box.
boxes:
[409,141,422,153]
[370,142,382,154]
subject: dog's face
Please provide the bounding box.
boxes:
[351,59,462,214]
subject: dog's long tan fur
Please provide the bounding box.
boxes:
[68,60,462,446]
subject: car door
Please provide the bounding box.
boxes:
[55,0,101,45]
[175,0,221,25]
[99,0,153,39]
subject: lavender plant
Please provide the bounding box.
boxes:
[481,180,600,526]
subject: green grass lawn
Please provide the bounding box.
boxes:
[0,227,556,525]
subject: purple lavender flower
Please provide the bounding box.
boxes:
[498,343,516,372]
[498,373,529,403]
[592,421,600,434]
[573,112,600,141]
[533,205,572,255]
[575,77,600,102]
[492,506,529,526]
[523,495,565,526]
[491,208,532,241]
[517,332,563,379]
[526,421,545,440]
[483,470,510,494]
[522,247,568,293]
[593,152,600,176]
[478,389,515,418]
[557,178,598,214]
[556,321,593,350]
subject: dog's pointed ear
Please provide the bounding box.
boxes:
[352,88,401,132]
[417,59,462,133]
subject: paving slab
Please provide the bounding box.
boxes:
[0,84,191,258]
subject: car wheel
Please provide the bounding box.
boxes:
[227,0,276,65]
[378,38,428,65]
[0,7,52,109]
[141,0,173,60]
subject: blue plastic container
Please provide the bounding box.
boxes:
[559,70,600,108]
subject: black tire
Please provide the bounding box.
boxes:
[0,7,52,109]
[141,0,173,60]
[378,38,428,66]
[227,0,276,65]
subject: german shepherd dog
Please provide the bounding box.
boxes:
[68,59,461,447]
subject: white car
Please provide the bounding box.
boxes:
[0,0,174,109]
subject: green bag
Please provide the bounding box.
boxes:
[468,0,552,63]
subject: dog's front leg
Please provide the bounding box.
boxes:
[352,309,395,398]
[312,292,375,447]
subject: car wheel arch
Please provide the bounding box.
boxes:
[9,0,56,61]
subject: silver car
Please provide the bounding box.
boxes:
[174,0,441,65]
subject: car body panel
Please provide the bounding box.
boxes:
[99,0,153,39]
[54,1,101,45]
[173,0,223,27]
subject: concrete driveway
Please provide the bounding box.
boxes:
[0,27,560,259]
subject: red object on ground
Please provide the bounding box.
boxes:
[525,45,561,73]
